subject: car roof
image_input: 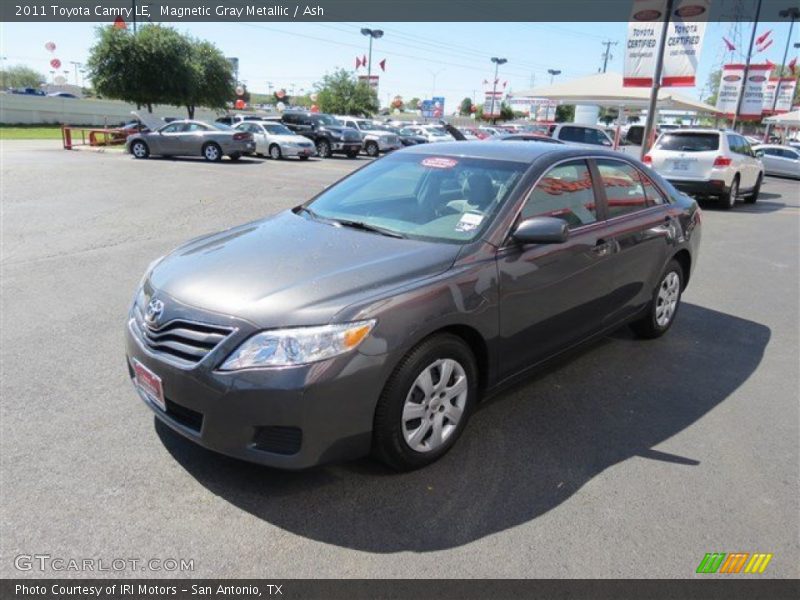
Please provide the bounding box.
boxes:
[399,140,632,164]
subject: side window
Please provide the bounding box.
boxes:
[184,123,208,132]
[161,123,183,134]
[640,172,667,205]
[587,128,611,146]
[762,147,779,156]
[558,126,581,142]
[522,160,598,229]
[737,135,753,156]
[595,159,650,217]
[784,149,800,160]
[727,134,744,155]
[282,114,296,125]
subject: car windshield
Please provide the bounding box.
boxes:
[304,153,527,243]
[656,133,719,152]
[428,127,448,136]
[357,121,379,131]
[313,115,341,126]
[264,123,294,135]
[397,128,415,136]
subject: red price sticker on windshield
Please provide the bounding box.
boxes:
[421,157,458,169]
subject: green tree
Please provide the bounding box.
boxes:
[184,39,235,118]
[314,68,379,116]
[704,69,722,106]
[459,97,473,116]
[555,105,575,122]
[0,65,46,89]
[407,97,421,111]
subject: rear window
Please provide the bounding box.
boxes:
[656,133,719,152]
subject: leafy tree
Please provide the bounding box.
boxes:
[555,105,575,122]
[407,97,421,111]
[704,69,721,106]
[0,65,46,89]
[183,39,234,118]
[314,68,379,116]
[459,97,473,116]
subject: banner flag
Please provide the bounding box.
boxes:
[762,78,797,114]
[715,63,770,119]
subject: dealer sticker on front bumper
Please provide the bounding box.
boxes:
[132,358,166,411]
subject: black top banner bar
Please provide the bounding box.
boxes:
[1,0,795,23]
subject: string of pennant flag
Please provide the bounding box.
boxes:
[355,55,387,71]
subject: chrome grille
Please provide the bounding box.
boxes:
[131,304,233,364]
[385,135,399,145]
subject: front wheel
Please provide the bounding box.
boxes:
[744,174,762,204]
[372,334,477,471]
[269,144,281,160]
[298,155,310,161]
[316,139,332,158]
[365,141,380,157]
[630,259,684,339]
[346,150,360,159]
[130,140,149,159]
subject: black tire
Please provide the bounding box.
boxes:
[365,141,380,157]
[630,259,684,339]
[346,150,360,159]
[130,140,149,159]
[228,153,241,162]
[744,174,762,204]
[316,139,332,158]
[202,142,222,162]
[269,144,281,160]
[372,334,478,471]
[720,175,739,210]
[298,155,310,161]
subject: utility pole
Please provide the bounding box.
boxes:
[70,61,81,86]
[361,28,384,87]
[490,57,508,122]
[732,0,763,130]
[764,7,800,141]
[641,0,674,159]
[601,40,618,73]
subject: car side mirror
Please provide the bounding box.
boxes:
[755,150,764,158]
[512,217,569,245]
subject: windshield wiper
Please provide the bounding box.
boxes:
[332,218,407,239]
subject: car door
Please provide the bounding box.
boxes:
[727,134,757,188]
[737,135,761,186]
[593,158,673,322]
[776,147,800,177]
[179,122,211,155]
[496,159,616,378]
[759,147,781,174]
[154,122,185,154]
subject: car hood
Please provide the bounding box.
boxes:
[273,134,312,144]
[148,211,460,328]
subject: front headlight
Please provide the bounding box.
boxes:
[220,320,376,370]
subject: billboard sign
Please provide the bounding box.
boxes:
[422,97,445,118]
[483,91,503,117]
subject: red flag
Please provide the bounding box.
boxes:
[722,37,736,51]
[756,29,772,45]
[113,16,126,29]
[765,59,775,69]
[502,81,507,88]
[494,78,499,84]
[482,79,488,84]
[757,39,774,53]
[379,59,386,72]
[789,57,797,75]
[362,54,367,67]
[355,56,362,69]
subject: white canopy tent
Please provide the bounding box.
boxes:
[514,72,719,113]
[764,110,800,127]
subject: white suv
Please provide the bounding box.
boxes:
[644,129,764,209]
[335,117,401,157]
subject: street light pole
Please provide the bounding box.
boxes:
[428,68,445,97]
[764,7,800,141]
[361,28,384,88]
[70,61,81,86]
[732,0,763,130]
[546,69,561,121]
[490,57,507,122]
[641,0,674,159]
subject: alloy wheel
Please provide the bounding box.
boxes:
[204,145,220,161]
[402,358,468,453]
[655,271,680,328]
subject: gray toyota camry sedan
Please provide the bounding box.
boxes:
[126,142,702,471]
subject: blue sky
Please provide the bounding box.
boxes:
[1,20,796,106]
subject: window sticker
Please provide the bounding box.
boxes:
[421,157,458,169]
[455,211,484,232]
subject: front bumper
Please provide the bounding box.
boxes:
[331,141,363,153]
[377,140,402,152]
[666,178,729,197]
[125,309,389,469]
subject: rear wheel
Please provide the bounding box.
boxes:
[269,144,282,160]
[744,174,762,204]
[365,141,380,157]
[299,155,310,161]
[130,140,149,159]
[720,176,738,210]
[316,139,332,158]
[228,153,241,162]
[346,150,360,159]
[372,334,477,471]
[202,142,222,162]
[630,259,684,339]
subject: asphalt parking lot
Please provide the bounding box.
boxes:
[1,140,798,579]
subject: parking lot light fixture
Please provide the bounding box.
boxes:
[490,57,508,122]
[361,28,384,83]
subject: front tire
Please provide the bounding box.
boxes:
[372,334,478,471]
[316,139,332,158]
[630,259,684,339]
[202,142,222,162]
[720,176,738,210]
[130,140,149,159]
[269,144,281,160]
[744,174,762,204]
[365,141,380,157]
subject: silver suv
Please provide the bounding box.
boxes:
[335,116,401,157]
[644,129,764,210]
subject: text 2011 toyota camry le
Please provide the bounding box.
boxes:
[126,142,702,471]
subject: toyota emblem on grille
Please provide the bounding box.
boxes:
[145,298,164,325]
